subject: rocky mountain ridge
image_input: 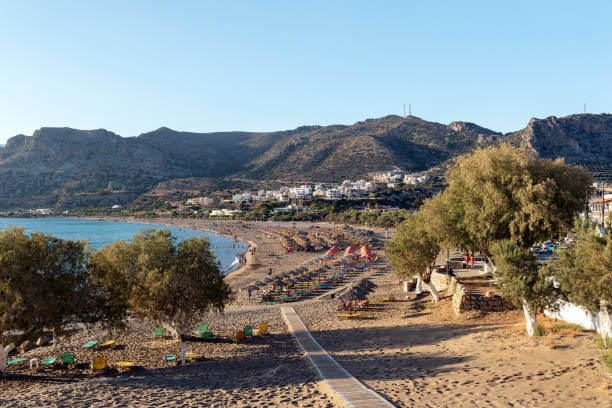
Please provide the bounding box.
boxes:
[0,113,609,209]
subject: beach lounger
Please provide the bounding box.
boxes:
[153,327,165,337]
[6,357,28,365]
[116,361,135,372]
[100,340,115,349]
[185,352,203,361]
[41,356,57,367]
[91,356,106,371]
[253,322,268,336]
[163,354,177,362]
[230,331,246,344]
[82,340,98,349]
[61,352,77,366]
[243,325,253,337]
[193,323,213,338]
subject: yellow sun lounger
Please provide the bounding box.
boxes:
[91,356,107,371]
[253,322,268,336]
[116,361,135,372]
[100,340,116,349]
[185,352,204,360]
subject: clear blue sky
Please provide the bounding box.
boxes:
[1,1,611,143]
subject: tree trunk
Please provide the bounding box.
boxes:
[599,300,611,348]
[522,299,537,336]
[424,281,440,303]
[0,348,7,375]
[52,329,56,349]
[402,280,410,292]
[414,275,423,294]
[181,341,186,366]
[0,343,15,375]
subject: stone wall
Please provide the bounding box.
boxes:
[429,270,516,316]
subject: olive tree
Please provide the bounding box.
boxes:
[491,240,559,336]
[422,144,590,333]
[428,144,591,258]
[0,227,105,373]
[386,211,441,302]
[92,229,232,365]
[551,228,612,346]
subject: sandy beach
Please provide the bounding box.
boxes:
[1,218,610,407]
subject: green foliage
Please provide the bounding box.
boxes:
[491,240,559,313]
[386,211,440,283]
[597,335,611,350]
[533,324,547,337]
[92,229,232,338]
[0,227,97,344]
[602,350,612,371]
[550,227,612,313]
[424,144,591,253]
[549,322,585,333]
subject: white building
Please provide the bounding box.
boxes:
[289,185,313,198]
[210,209,243,216]
[326,188,341,199]
[186,197,215,207]
[589,196,612,225]
[404,172,430,185]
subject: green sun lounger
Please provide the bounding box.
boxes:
[7,357,28,365]
[163,354,177,362]
[41,357,57,366]
[153,327,165,337]
[82,340,98,349]
[61,352,77,365]
[243,325,253,337]
[193,323,213,338]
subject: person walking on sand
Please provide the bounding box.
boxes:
[268,267,272,276]
[470,254,475,269]
[464,253,469,269]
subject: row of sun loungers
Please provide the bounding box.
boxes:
[6,322,270,373]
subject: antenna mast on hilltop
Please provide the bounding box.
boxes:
[584,103,586,113]
[403,104,406,117]
[409,104,412,116]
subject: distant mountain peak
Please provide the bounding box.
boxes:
[447,121,499,135]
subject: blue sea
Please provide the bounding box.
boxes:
[0,218,246,273]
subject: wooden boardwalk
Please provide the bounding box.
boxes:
[281,307,395,408]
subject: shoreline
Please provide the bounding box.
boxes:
[79,216,257,276]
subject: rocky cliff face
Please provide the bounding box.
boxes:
[508,114,612,159]
[505,113,612,180]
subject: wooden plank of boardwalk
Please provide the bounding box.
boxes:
[281,306,395,408]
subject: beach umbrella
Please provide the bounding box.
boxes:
[344,246,356,257]
[360,245,374,260]
[326,246,340,257]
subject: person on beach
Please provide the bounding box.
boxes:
[464,253,470,269]
[268,267,272,276]
[470,255,475,268]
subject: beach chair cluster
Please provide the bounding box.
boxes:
[6,337,135,373]
[259,268,349,303]
[229,322,269,344]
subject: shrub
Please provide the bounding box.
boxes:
[533,324,547,337]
